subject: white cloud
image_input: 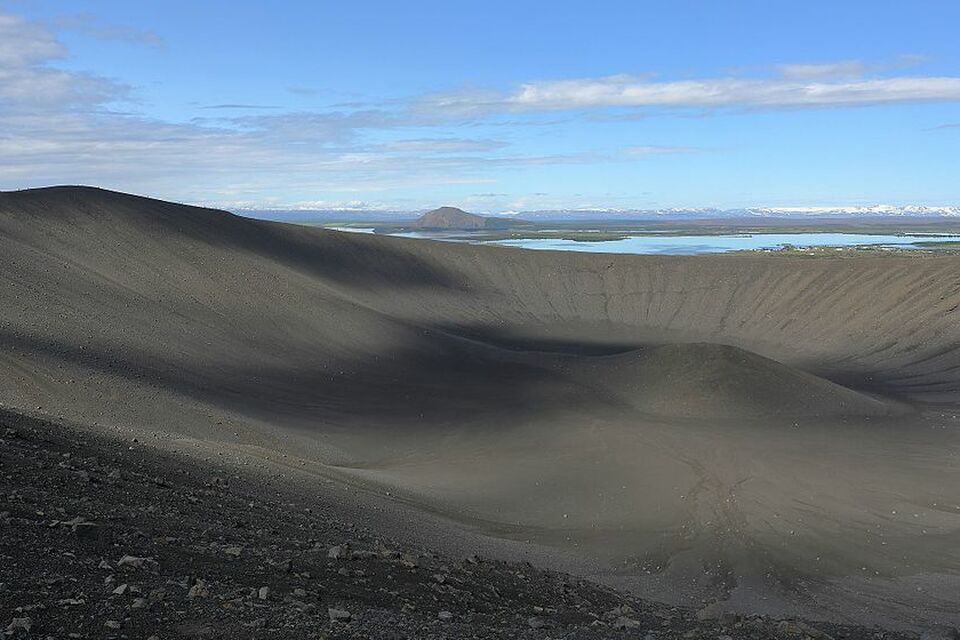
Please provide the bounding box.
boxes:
[0,8,606,204]
[0,12,127,112]
[51,13,164,48]
[423,71,960,114]
[0,12,63,66]
[379,138,508,153]
[776,61,867,78]
[775,54,929,79]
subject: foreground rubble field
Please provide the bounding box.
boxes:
[0,408,931,640]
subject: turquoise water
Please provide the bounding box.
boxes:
[326,227,960,255]
[484,232,960,255]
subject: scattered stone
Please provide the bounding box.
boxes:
[438,610,453,621]
[59,515,98,538]
[527,616,547,629]
[694,606,714,621]
[187,579,209,599]
[777,620,804,637]
[718,611,740,627]
[6,617,32,634]
[327,544,349,559]
[610,604,634,617]
[614,616,644,630]
[112,583,128,596]
[105,620,121,629]
[257,586,270,600]
[328,608,352,623]
[796,620,832,640]
[117,554,152,570]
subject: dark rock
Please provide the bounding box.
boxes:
[527,616,548,629]
[328,608,352,623]
[614,616,643,630]
[328,544,349,559]
[6,617,32,634]
[117,554,152,570]
[187,579,209,599]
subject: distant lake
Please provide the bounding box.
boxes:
[326,228,960,255]
[484,233,960,254]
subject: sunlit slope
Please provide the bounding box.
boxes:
[558,343,899,417]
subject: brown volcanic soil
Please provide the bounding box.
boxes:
[1,186,960,632]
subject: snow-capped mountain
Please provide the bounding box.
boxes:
[491,205,960,220]
[746,205,960,217]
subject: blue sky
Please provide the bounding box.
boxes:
[1,1,959,211]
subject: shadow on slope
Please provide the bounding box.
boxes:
[0,326,618,436]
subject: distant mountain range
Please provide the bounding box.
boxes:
[503,205,960,220]
[239,204,960,223]
[747,205,960,217]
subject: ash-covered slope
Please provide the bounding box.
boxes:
[2,187,960,630]
[569,343,898,418]
[4,186,960,408]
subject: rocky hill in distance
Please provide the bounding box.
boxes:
[413,206,518,230]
